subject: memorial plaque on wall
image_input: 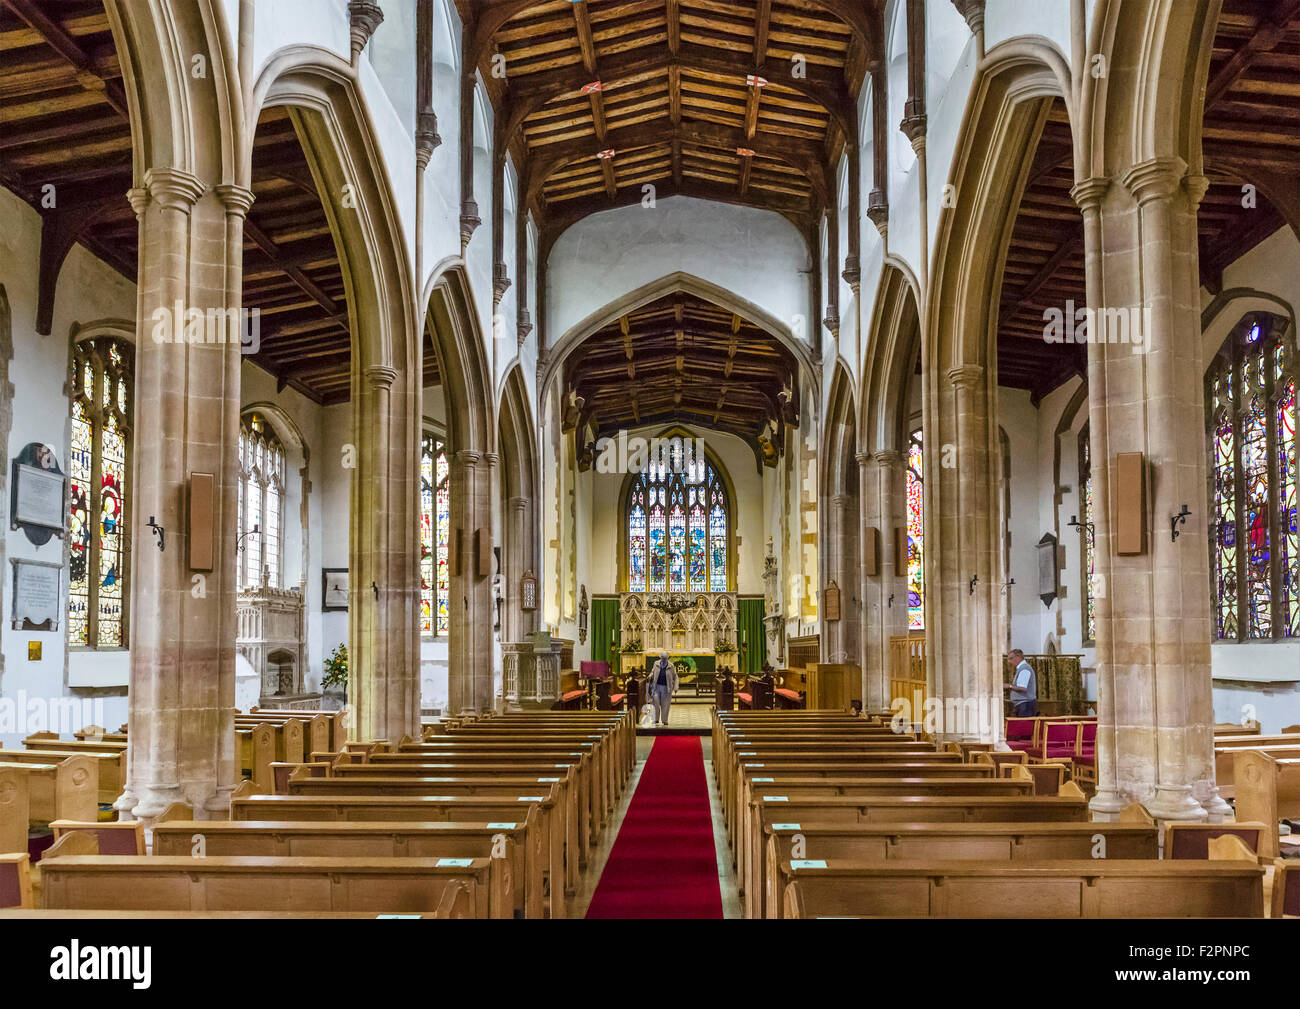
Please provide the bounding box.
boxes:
[1036,532,1059,607]
[824,580,841,622]
[11,558,62,631]
[10,443,66,547]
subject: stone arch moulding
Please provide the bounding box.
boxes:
[423,260,496,456]
[1201,288,1298,367]
[539,271,819,419]
[824,361,859,499]
[858,260,922,455]
[1080,0,1219,181]
[104,0,242,184]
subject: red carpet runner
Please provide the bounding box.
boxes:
[585,735,723,919]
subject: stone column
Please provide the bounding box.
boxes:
[504,495,539,642]
[927,364,1002,742]
[448,449,495,714]
[123,172,249,821]
[859,450,908,710]
[1078,162,1229,821]
[348,363,421,745]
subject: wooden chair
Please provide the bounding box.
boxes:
[50,820,146,856]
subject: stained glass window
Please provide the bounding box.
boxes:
[68,337,133,648]
[1079,424,1096,643]
[1208,315,1297,640]
[906,429,924,631]
[237,415,286,590]
[626,440,730,592]
[420,432,451,635]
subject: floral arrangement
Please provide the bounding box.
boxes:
[322,643,349,691]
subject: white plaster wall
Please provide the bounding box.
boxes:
[984,0,1073,59]
[545,196,812,346]
[0,189,135,747]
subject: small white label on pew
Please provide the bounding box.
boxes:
[436,858,475,867]
[772,823,801,830]
[763,796,789,802]
[744,763,765,767]
[791,860,827,869]
[376,914,422,919]
[518,796,546,801]
[753,777,775,782]
[486,823,517,829]
[555,764,570,768]
[538,777,561,782]
[739,752,756,756]
[426,796,457,800]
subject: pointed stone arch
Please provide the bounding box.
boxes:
[498,364,540,644]
[923,41,1072,742]
[822,363,861,667]
[253,50,423,741]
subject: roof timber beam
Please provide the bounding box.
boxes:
[525,119,830,205]
[497,41,857,159]
[466,0,877,72]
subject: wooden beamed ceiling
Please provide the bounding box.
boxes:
[564,292,799,464]
[997,2,1300,401]
[476,0,871,244]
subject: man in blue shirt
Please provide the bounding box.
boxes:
[1005,649,1037,717]
[649,652,679,726]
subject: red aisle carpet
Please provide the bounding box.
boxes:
[585,735,723,919]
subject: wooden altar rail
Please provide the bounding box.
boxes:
[888,634,926,712]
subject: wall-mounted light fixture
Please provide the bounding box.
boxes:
[1066,513,1095,546]
[1171,504,1191,542]
[146,516,165,552]
[236,522,260,553]
[968,574,979,596]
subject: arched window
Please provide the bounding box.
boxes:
[420,432,450,635]
[68,336,133,647]
[1208,314,1298,640]
[237,414,286,590]
[626,440,729,593]
[906,428,924,630]
[1078,422,1096,643]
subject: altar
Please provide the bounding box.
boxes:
[616,592,739,691]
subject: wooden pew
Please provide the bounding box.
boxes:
[235,723,278,792]
[286,769,582,897]
[1232,750,1300,858]
[248,708,343,753]
[777,859,1264,918]
[0,753,97,824]
[40,855,503,917]
[155,818,538,918]
[740,778,1043,916]
[0,747,123,804]
[234,716,306,764]
[760,821,1161,918]
[0,767,30,854]
[1164,822,1267,860]
[1215,740,1300,795]
[1272,859,1300,917]
[0,854,33,909]
[744,789,1089,918]
[49,820,146,855]
[230,792,567,918]
[22,735,125,757]
[430,722,631,799]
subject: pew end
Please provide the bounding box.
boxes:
[50,820,146,856]
[156,802,194,823]
[1207,834,1258,862]
[1119,803,1155,825]
[0,854,33,909]
[1057,779,1085,801]
[1272,859,1300,918]
[1165,822,1267,861]
[42,831,100,859]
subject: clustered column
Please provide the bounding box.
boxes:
[448,449,496,714]
[858,450,908,710]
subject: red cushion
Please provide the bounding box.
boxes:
[775,688,800,700]
[1005,719,1035,740]
[1081,723,1097,744]
[1006,741,1034,751]
[737,692,753,703]
[609,693,626,705]
[561,689,586,702]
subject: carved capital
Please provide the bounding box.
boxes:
[946,363,984,390]
[516,308,533,347]
[900,107,927,148]
[866,189,889,239]
[1183,172,1211,209]
[873,448,903,467]
[460,200,481,251]
[951,0,985,35]
[364,364,397,390]
[455,449,483,467]
[214,183,256,218]
[1120,156,1188,207]
[143,167,205,212]
[415,110,442,172]
[493,261,512,306]
[1069,176,1111,214]
[822,312,840,340]
[126,186,150,220]
[348,1,385,62]
[841,255,861,295]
